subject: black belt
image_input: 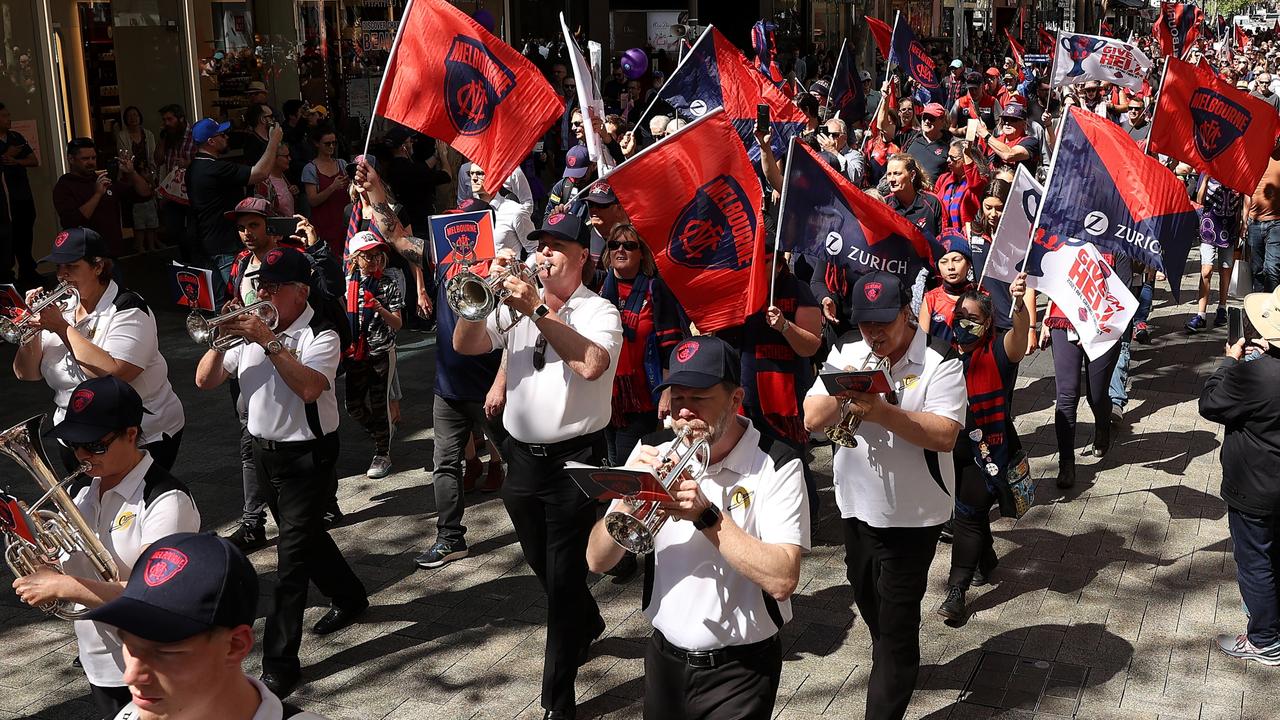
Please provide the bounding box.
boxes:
[251,436,323,451]
[654,630,778,669]
[509,431,601,458]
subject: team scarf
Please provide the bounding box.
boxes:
[601,272,663,418]
[960,333,1011,509]
[343,262,382,361]
[745,270,808,447]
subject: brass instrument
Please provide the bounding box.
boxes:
[605,418,710,554]
[186,300,279,351]
[824,353,892,448]
[0,415,119,619]
[445,258,551,333]
[0,282,79,345]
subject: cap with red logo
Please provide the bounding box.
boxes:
[850,271,910,324]
[584,182,618,206]
[245,246,313,285]
[40,227,108,265]
[563,145,591,179]
[655,336,741,392]
[84,532,259,643]
[48,375,152,444]
[528,211,589,247]
[346,230,386,256]
[223,196,272,220]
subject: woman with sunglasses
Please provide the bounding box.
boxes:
[599,224,689,465]
[12,227,185,471]
[933,139,990,232]
[936,271,1032,624]
[302,127,349,256]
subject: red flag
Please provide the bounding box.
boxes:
[866,16,892,60]
[1004,28,1025,80]
[373,0,563,196]
[1235,24,1251,50]
[603,110,768,333]
[1154,2,1203,59]
[1039,28,1057,59]
[1100,21,1114,38]
[1150,57,1280,195]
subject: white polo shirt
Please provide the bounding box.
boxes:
[223,304,341,442]
[806,329,967,528]
[482,283,622,444]
[626,419,810,651]
[113,676,329,719]
[64,452,201,686]
[39,281,185,445]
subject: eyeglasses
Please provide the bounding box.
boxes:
[607,240,639,251]
[67,431,119,455]
[254,280,294,294]
[533,334,549,371]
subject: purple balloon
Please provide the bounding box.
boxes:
[621,48,649,80]
[472,9,496,34]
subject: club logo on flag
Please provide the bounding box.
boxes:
[908,41,938,88]
[443,218,480,257]
[70,389,94,414]
[144,549,189,587]
[864,281,883,301]
[1189,88,1251,161]
[176,271,201,305]
[444,35,517,136]
[668,175,757,270]
[1062,35,1107,77]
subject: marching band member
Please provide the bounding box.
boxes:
[12,376,200,719]
[802,271,966,720]
[11,228,186,470]
[586,336,808,720]
[194,246,368,699]
[453,210,622,720]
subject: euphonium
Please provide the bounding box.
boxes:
[605,418,710,554]
[445,258,551,333]
[0,415,119,619]
[824,353,891,448]
[0,282,79,345]
[186,300,279,351]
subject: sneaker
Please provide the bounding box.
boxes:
[367,455,392,479]
[1110,404,1124,425]
[938,585,966,621]
[1215,633,1280,666]
[1214,306,1228,327]
[1134,322,1151,344]
[1186,314,1207,332]
[415,540,469,568]
[322,505,344,528]
[224,522,267,552]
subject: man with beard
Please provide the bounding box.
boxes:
[586,336,808,720]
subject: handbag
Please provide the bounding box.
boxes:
[157,166,189,206]
[1003,450,1035,519]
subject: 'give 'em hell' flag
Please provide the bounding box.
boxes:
[1150,57,1280,196]
[602,109,768,333]
[373,0,563,197]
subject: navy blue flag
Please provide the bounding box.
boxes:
[779,141,933,279]
[888,16,943,104]
[827,40,867,124]
[1036,108,1198,300]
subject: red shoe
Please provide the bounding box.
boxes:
[480,461,504,493]
[463,458,482,492]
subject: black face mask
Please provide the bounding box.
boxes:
[942,278,972,295]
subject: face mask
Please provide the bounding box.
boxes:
[942,277,972,295]
[951,316,986,346]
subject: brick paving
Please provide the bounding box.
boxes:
[0,251,1276,719]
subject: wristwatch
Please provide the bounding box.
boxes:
[264,339,284,356]
[532,303,551,320]
[692,505,723,531]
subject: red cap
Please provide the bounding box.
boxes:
[921,103,946,117]
[985,67,1000,78]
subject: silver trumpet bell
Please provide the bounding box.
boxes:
[0,282,79,345]
[0,415,120,619]
[605,418,710,554]
[445,259,549,333]
[186,300,279,351]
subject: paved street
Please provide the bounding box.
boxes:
[0,251,1276,719]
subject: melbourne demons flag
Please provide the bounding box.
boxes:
[1154,2,1203,58]
[168,261,215,311]
[827,39,867,124]
[1150,57,1279,196]
[603,109,767,332]
[889,15,943,104]
[373,0,563,197]
[778,140,933,279]
[1050,32,1152,92]
[1038,107,1198,300]
[865,16,893,60]
[427,209,496,276]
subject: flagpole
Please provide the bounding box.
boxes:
[769,136,797,308]
[825,39,848,119]
[1012,108,1071,320]
[362,0,415,156]
[633,25,711,137]
[1143,60,1172,158]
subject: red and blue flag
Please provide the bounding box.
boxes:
[889,15,943,104]
[751,20,784,86]
[827,39,867,124]
[1154,2,1203,59]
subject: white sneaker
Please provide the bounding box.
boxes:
[367,455,392,479]
[1216,633,1280,665]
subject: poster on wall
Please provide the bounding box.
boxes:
[212,2,255,52]
[647,12,683,53]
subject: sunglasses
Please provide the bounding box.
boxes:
[570,120,584,128]
[947,155,963,163]
[254,281,294,294]
[607,240,639,251]
[67,431,119,455]
[533,334,549,371]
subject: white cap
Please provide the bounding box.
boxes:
[346,230,385,256]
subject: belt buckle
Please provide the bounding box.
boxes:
[528,443,549,457]
[685,651,717,669]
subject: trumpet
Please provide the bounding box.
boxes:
[445,257,551,333]
[0,282,79,345]
[186,300,279,351]
[0,415,120,620]
[824,353,892,448]
[605,418,710,554]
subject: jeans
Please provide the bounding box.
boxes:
[605,411,659,466]
[211,252,237,308]
[1228,507,1280,649]
[949,462,999,589]
[1248,220,1280,293]
[344,352,394,456]
[430,394,500,545]
[1109,281,1152,410]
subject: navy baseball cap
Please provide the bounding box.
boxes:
[246,246,312,284]
[41,227,108,265]
[528,211,588,247]
[192,118,231,145]
[849,271,910,324]
[1001,102,1028,120]
[84,532,259,643]
[655,336,741,391]
[48,376,152,444]
[584,182,618,206]
[563,145,590,179]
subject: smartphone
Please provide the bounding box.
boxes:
[345,162,359,179]
[266,216,300,239]
[1228,306,1244,346]
[756,103,770,135]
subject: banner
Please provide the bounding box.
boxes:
[602,109,768,332]
[169,262,215,311]
[827,39,867,124]
[751,20,784,86]
[889,14,943,104]
[1154,2,1203,59]
[427,209,496,277]
[1005,28,1026,79]
[1050,32,1152,92]
[865,16,893,60]
[1032,241,1137,360]
[560,13,609,174]
[1149,57,1280,196]
[983,165,1042,285]
[373,0,563,196]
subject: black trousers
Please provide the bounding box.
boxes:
[501,432,606,712]
[644,632,782,720]
[1050,329,1121,470]
[843,517,942,720]
[89,683,131,720]
[254,433,368,676]
[948,463,998,589]
[343,352,393,455]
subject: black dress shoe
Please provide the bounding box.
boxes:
[312,598,369,635]
[543,709,576,720]
[261,671,301,699]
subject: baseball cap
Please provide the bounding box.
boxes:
[310,104,329,117]
[859,70,872,82]
[192,118,232,145]
[246,80,267,95]
[454,198,493,214]
[985,67,1001,78]
[224,196,271,220]
[950,59,964,69]
[1000,102,1027,120]
[246,246,312,284]
[84,532,259,644]
[584,182,618,206]
[809,80,831,97]
[347,230,386,256]
[48,376,151,444]
[964,70,983,86]
[527,211,588,247]
[849,271,909,324]
[921,103,946,118]
[655,336,741,392]
[563,145,590,179]
[41,227,108,265]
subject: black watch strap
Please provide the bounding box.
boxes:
[692,505,722,531]
[533,303,551,319]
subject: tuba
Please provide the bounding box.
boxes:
[0,282,79,346]
[605,418,711,554]
[445,258,550,333]
[186,300,279,351]
[0,415,120,619]
[824,353,892,448]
